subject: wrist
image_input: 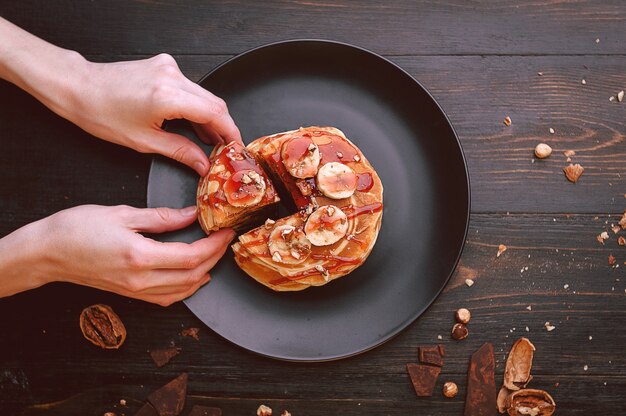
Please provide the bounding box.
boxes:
[0,219,56,297]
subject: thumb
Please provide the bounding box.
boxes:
[141,130,210,176]
[127,206,198,233]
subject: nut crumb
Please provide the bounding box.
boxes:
[437,334,443,340]
[497,244,508,257]
[619,211,626,229]
[353,155,361,162]
[563,163,584,183]
[618,90,624,102]
[609,96,615,102]
[503,116,512,126]
[609,254,616,266]
[549,128,555,134]
[618,236,625,246]
[595,38,600,43]
[257,405,272,416]
[589,336,593,340]
[583,365,588,371]
[544,322,556,332]
[526,305,532,311]
[581,79,586,85]
[272,252,283,263]
[119,399,126,406]
[563,150,576,157]
[465,278,475,287]
[537,72,543,76]
[265,218,276,228]
[612,225,621,234]
[281,411,291,416]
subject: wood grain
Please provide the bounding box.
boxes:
[1,1,625,56]
[1,214,624,415]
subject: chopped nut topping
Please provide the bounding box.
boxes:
[241,173,252,184]
[308,143,317,152]
[257,404,272,416]
[503,116,512,126]
[465,278,475,287]
[497,244,508,257]
[544,322,555,332]
[281,227,294,237]
[315,265,329,281]
[265,218,276,228]
[563,163,584,183]
[291,250,301,260]
[336,151,343,158]
[272,252,283,263]
[353,155,361,162]
[326,206,335,216]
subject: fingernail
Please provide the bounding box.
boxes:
[180,206,197,216]
[194,161,207,176]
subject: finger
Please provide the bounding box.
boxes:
[125,206,198,233]
[166,90,242,144]
[192,122,225,146]
[139,129,210,176]
[140,273,212,306]
[139,228,235,270]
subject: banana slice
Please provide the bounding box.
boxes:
[316,162,357,199]
[281,137,321,179]
[304,205,349,246]
[268,225,312,264]
[223,169,266,207]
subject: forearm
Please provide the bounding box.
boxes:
[0,219,53,297]
[0,17,88,120]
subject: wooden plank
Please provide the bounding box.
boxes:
[14,376,626,416]
[1,1,625,56]
[2,53,623,232]
[1,213,624,414]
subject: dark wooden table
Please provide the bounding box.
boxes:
[1,1,625,415]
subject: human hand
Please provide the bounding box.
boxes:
[0,205,235,306]
[69,54,242,176]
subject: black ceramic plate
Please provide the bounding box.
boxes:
[147,40,469,361]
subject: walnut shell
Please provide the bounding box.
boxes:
[505,389,556,416]
[504,337,535,391]
[79,304,126,349]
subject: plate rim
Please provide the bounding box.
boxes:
[147,38,471,361]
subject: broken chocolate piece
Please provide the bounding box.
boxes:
[464,342,496,416]
[181,327,200,341]
[188,405,222,416]
[418,345,445,367]
[150,347,181,368]
[505,389,556,416]
[147,373,188,416]
[504,338,535,391]
[134,403,159,416]
[407,363,441,397]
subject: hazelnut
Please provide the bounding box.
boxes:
[455,308,471,324]
[257,405,272,416]
[534,143,552,159]
[451,323,469,340]
[442,381,458,398]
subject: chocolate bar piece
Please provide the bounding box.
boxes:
[418,344,445,367]
[464,343,496,416]
[148,373,188,416]
[406,363,441,397]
